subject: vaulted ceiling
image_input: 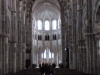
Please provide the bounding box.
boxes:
[32,0,60,20]
[20,0,68,20]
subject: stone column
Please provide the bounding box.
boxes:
[72,18,77,69]
[91,35,97,74]
[56,22,59,65]
[21,7,26,69]
[81,41,87,73]
[0,37,2,75]
[20,20,23,70]
[85,0,94,73]
[1,0,6,74]
[2,36,4,74]
[8,41,12,72]
[17,20,22,71]
[36,51,38,65]
[77,0,84,71]
[50,35,52,63]
[32,28,35,64]
[32,50,34,64]
[0,0,2,74]
[54,52,57,64]
[49,20,52,63]
[19,45,22,70]
[13,43,17,73]
[43,23,45,63]
[3,38,9,74]
[60,4,66,65]
[37,32,39,66]
[16,45,18,71]
[97,39,100,74]
[23,48,26,69]
[83,1,97,74]
[5,37,9,74]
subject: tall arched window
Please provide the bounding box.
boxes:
[38,20,42,30]
[41,49,54,59]
[52,20,57,30]
[45,20,50,30]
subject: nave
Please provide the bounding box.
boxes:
[5,68,97,75]
[1,0,100,75]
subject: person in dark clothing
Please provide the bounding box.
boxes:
[39,63,45,75]
[49,64,53,75]
[39,63,42,68]
[52,63,56,68]
[45,63,50,75]
[40,63,53,75]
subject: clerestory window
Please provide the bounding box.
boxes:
[45,20,50,30]
[38,20,42,30]
[52,20,57,30]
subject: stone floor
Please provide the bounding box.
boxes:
[5,68,97,75]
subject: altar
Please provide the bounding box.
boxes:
[32,47,62,66]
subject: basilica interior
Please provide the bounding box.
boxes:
[0,0,100,75]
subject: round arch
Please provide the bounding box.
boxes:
[94,5,100,33]
[94,0,100,21]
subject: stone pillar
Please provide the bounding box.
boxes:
[32,29,35,64]
[72,18,77,69]
[16,44,19,71]
[8,41,12,72]
[2,37,4,74]
[43,26,45,63]
[1,0,6,74]
[60,4,66,65]
[32,50,34,64]
[2,36,9,74]
[0,0,2,74]
[37,32,39,66]
[19,44,22,70]
[17,20,22,71]
[36,51,38,66]
[50,35,52,63]
[0,37,2,75]
[91,35,97,74]
[5,37,9,74]
[23,44,26,69]
[50,20,52,63]
[83,1,97,74]
[13,43,17,72]
[81,42,87,73]
[19,21,22,70]
[98,39,100,74]
[85,0,94,73]
[77,0,84,71]
[57,53,59,66]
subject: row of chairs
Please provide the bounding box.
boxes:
[53,68,97,75]
[5,68,97,75]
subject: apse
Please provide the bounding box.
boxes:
[32,0,62,65]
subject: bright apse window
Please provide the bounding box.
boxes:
[41,49,54,59]
[52,20,57,30]
[45,20,50,30]
[38,20,42,30]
